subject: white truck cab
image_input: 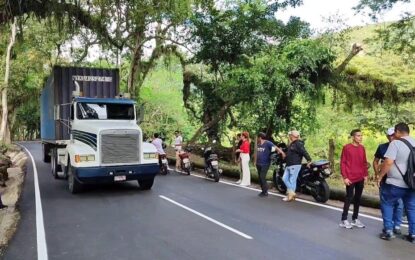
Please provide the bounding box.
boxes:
[41,66,159,193]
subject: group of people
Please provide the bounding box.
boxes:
[338,123,414,244]
[235,130,312,201]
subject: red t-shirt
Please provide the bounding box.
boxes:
[340,143,368,183]
[240,140,250,154]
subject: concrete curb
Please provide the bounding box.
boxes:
[0,145,28,255]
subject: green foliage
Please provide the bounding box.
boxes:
[355,0,415,64]
[140,57,196,144]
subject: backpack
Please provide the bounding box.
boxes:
[395,138,415,190]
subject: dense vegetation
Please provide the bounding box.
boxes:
[0,0,414,187]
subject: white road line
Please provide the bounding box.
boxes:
[189,173,391,223]
[159,195,253,240]
[19,145,49,260]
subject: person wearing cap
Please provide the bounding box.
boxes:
[280,130,312,201]
[373,127,404,235]
[255,132,283,196]
[339,129,368,229]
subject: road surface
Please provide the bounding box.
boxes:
[3,142,414,260]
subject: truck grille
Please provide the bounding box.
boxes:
[100,130,140,164]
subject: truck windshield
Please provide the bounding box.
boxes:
[76,102,135,120]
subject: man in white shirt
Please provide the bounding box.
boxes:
[152,133,166,155]
[174,131,183,171]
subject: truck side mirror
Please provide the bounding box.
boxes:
[136,104,145,124]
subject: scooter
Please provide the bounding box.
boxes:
[178,148,192,175]
[158,154,169,175]
[203,141,222,182]
[271,144,332,203]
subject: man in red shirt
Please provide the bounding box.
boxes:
[339,129,368,229]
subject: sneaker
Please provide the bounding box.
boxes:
[380,231,395,241]
[351,219,365,228]
[236,180,241,184]
[282,197,289,201]
[258,192,268,197]
[402,215,408,225]
[393,227,402,235]
[339,220,353,229]
[404,235,415,243]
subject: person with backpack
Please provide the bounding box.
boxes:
[378,122,415,243]
[373,127,404,235]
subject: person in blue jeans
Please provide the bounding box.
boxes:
[373,127,404,234]
[280,130,312,202]
[378,123,415,243]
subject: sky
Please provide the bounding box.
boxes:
[276,0,415,31]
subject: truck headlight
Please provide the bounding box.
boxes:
[144,153,157,159]
[75,154,95,163]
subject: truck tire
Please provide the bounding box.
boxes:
[43,143,51,163]
[138,178,154,190]
[68,161,82,194]
[51,148,58,179]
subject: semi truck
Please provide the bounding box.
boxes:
[40,66,159,193]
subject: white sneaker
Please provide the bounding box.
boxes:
[236,180,241,184]
[282,197,289,201]
[339,220,353,229]
[351,219,365,228]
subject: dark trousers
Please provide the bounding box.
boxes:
[341,180,364,221]
[256,164,270,193]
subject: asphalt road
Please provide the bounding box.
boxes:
[3,142,414,260]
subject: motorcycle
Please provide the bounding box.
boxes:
[158,154,169,175]
[178,147,192,175]
[271,145,332,203]
[202,141,222,182]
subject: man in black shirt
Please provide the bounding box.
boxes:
[280,130,312,201]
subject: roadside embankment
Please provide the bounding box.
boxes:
[166,148,380,209]
[0,145,28,256]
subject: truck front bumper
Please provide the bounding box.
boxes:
[73,163,159,184]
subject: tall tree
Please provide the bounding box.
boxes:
[0,18,16,143]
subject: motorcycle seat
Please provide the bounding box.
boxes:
[311,160,330,167]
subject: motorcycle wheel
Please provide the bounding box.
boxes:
[272,169,287,194]
[311,179,330,203]
[213,169,220,182]
[160,164,168,175]
[185,167,191,175]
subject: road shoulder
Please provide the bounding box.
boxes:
[0,146,27,256]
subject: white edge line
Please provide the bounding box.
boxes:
[189,173,399,224]
[159,195,253,240]
[19,144,49,260]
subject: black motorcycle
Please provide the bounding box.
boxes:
[271,147,332,203]
[203,142,222,182]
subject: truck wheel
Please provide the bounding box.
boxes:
[51,148,58,179]
[68,161,82,194]
[42,143,51,163]
[138,178,154,190]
